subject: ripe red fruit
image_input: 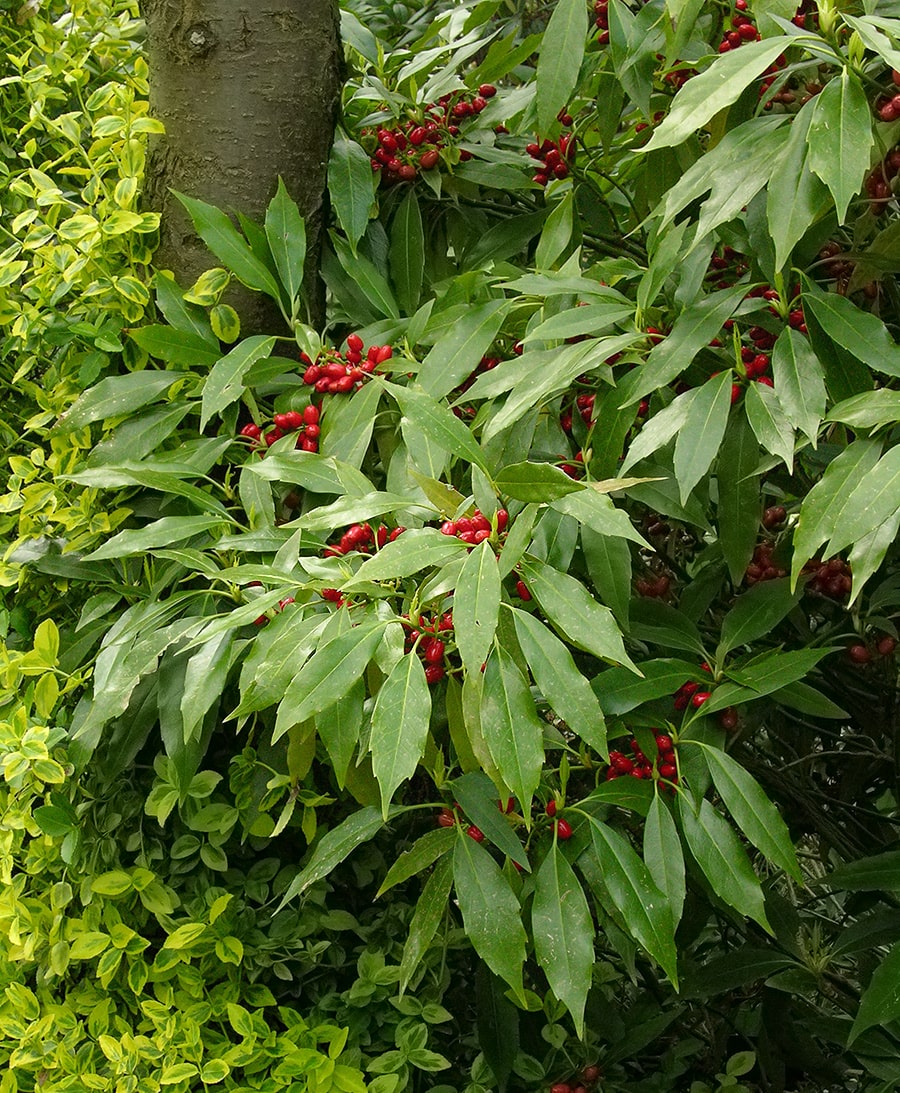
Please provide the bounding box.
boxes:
[346,333,363,353]
[847,644,871,664]
[691,691,711,708]
[555,818,573,840]
[436,809,456,828]
[877,635,897,657]
[466,824,485,842]
[546,800,557,817]
[515,579,532,601]
[479,83,497,97]
[550,1084,572,1093]
[424,664,445,685]
[398,164,417,181]
[719,707,739,731]
[655,733,673,753]
[424,639,445,664]
[420,149,440,170]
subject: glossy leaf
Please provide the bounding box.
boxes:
[315,678,365,788]
[390,188,424,314]
[718,579,801,658]
[849,941,900,1044]
[494,461,584,502]
[802,277,900,378]
[371,650,432,818]
[384,379,490,476]
[455,540,501,678]
[453,834,527,1000]
[200,335,276,429]
[744,381,794,471]
[55,371,186,432]
[532,840,594,1036]
[419,300,508,398]
[717,408,760,585]
[644,795,685,926]
[586,815,678,985]
[264,178,307,308]
[399,854,454,994]
[450,771,529,870]
[771,327,825,445]
[512,607,607,756]
[807,70,874,224]
[480,647,544,817]
[674,370,732,503]
[378,827,456,897]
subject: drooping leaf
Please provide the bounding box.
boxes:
[201,336,276,429]
[535,0,588,131]
[849,941,900,1044]
[716,408,760,585]
[532,840,594,1036]
[644,795,685,926]
[771,327,826,445]
[450,771,529,870]
[455,540,502,678]
[370,651,432,818]
[280,806,388,906]
[399,854,454,994]
[389,188,425,315]
[55,372,186,432]
[419,300,509,398]
[480,647,544,817]
[806,69,874,224]
[674,370,732,503]
[264,178,307,308]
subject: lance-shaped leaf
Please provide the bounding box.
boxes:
[274,621,385,741]
[329,137,376,250]
[585,815,678,985]
[419,300,508,399]
[378,827,458,898]
[717,578,800,658]
[264,178,306,308]
[644,795,685,927]
[371,651,432,818]
[450,771,530,871]
[512,607,607,756]
[802,276,900,379]
[481,647,544,817]
[677,795,771,932]
[201,336,276,429]
[518,556,637,672]
[383,379,491,476]
[315,678,364,788]
[744,381,794,471]
[86,515,227,561]
[453,834,527,1001]
[849,941,900,1044]
[536,0,587,131]
[717,408,760,585]
[532,840,595,1036]
[345,528,469,586]
[55,371,187,432]
[455,540,501,678]
[280,805,388,906]
[674,370,732,504]
[771,327,825,445]
[495,461,584,502]
[389,188,424,315]
[400,854,454,994]
[767,102,831,272]
[807,69,873,224]
[698,744,801,880]
[824,445,900,558]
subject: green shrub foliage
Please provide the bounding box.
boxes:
[3,0,900,1090]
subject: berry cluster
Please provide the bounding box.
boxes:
[439,507,508,546]
[803,556,852,600]
[847,634,897,664]
[762,504,787,529]
[404,610,456,685]
[526,114,575,186]
[322,522,406,560]
[368,85,496,185]
[875,69,900,120]
[635,573,671,598]
[717,0,760,53]
[239,403,321,452]
[744,541,788,586]
[865,143,900,210]
[549,1066,602,1093]
[673,672,712,711]
[593,0,611,44]
[606,734,679,784]
[301,336,393,395]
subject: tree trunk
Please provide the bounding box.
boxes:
[140,0,342,332]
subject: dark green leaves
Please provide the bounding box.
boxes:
[453,835,527,1001]
[849,942,900,1044]
[536,0,587,131]
[264,178,307,310]
[455,541,501,678]
[481,647,544,816]
[371,651,432,818]
[389,189,424,315]
[200,336,276,429]
[807,70,874,224]
[532,840,594,1036]
[281,806,388,905]
[329,137,377,250]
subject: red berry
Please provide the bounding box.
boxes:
[515,579,531,601]
[424,638,445,663]
[847,644,871,664]
[424,664,445,685]
[466,824,485,842]
[691,691,711,708]
[877,635,897,657]
[655,733,673,753]
[719,707,739,731]
[551,1084,572,1093]
[437,809,456,828]
[240,423,261,439]
[555,818,573,840]
[582,1066,601,1083]
[546,800,557,817]
[479,83,497,97]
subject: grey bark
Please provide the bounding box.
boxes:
[140,0,342,332]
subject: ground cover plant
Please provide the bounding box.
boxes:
[1,0,900,1091]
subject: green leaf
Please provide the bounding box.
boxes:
[717,408,760,585]
[321,376,381,469]
[771,327,825,445]
[535,192,574,271]
[154,270,218,347]
[766,102,831,271]
[512,608,607,756]
[826,389,900,430]
[645,38,795,151]
[849,940,900,1044]
[280,805,388,905]
[585,815,678,985]
[674,370,732,503]
[552,489,649,547]
[495,462,585,502]
[454,541,501,678]
[419,300,509,398]
[332,233,399,319]
[329,137,376,250]
[371,651,432,818]
[481,646,544,817]
[706,647,834,712]
[532,840,594,1036]
[676,796,771,931]
[85,515,226,561]
[823,444,900,558]
[518,556,637,671]
[378,827,456,897]
[700,745,800,879]
[476,962,520,1092]
[274,621,385,741]
[390,189,425,315]
[383,380,490,476]
[291,491,424,533]
[593,658,702,716]
[200,336,276,429]
[55,371,185,432]
[807,70,874,224]
[453,834,527,1000]
[450,771,530,870]
[315,678,364,788]
[791,439,882,585]
[644,795,685,926]
[345,529,468,586]
[717,579,801,658]
[581,525,632,627]
[173,191,282,299]
[400,855,453,994]
[264,178,307,308]
[744,381,794,471]
[823,850,900,892]
[802,277,900,379]
[536,0,587,131]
